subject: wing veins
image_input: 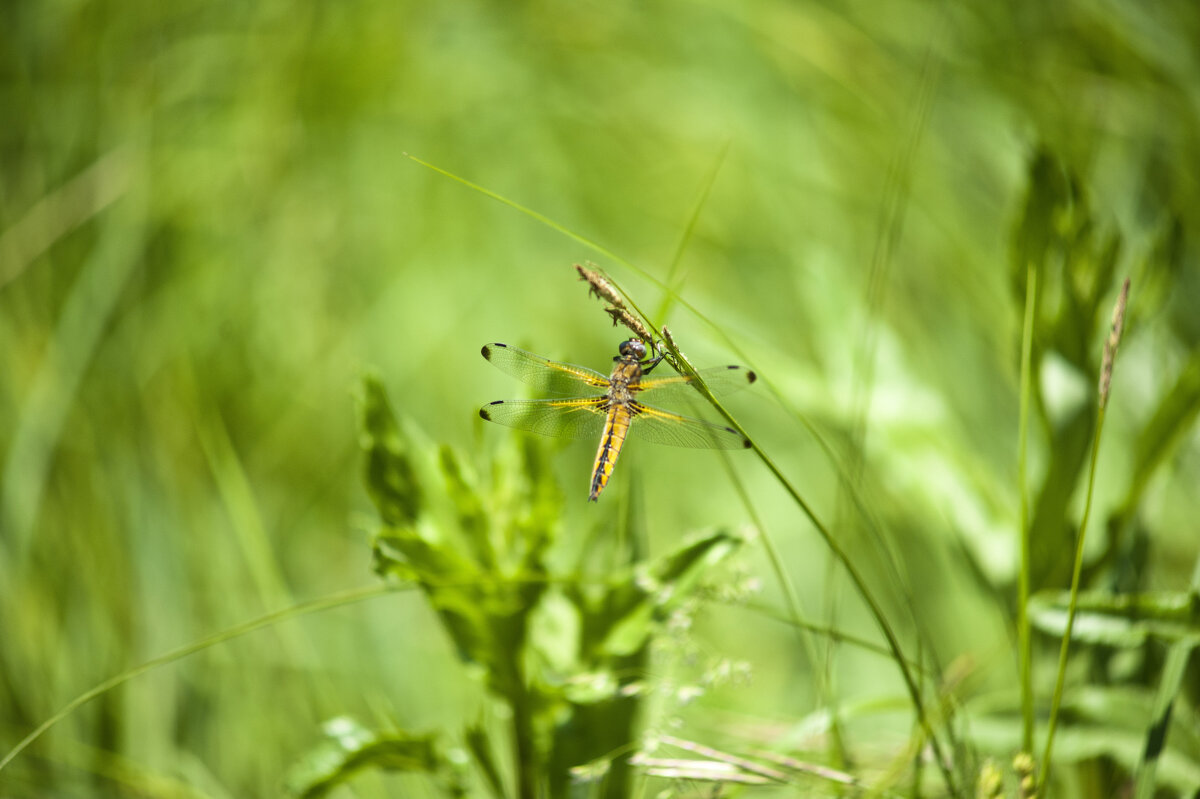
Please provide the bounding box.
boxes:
[628,401,749,449]
[482,343,610,395]
[480,397,608,440]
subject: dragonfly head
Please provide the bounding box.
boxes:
[618,339,647,361]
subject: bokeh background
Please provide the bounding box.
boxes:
[3,0,1199,796]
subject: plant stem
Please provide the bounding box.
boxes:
[1017,264,1038,755]
[1038,405,1105,790]
[1040,277,1128,792]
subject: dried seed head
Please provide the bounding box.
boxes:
[661,326,685,360]
[1099,278,1130,409]
[575,263,626,309]
[575,263,660,354]
[605,307,654,346]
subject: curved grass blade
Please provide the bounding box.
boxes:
[654,140,730,323]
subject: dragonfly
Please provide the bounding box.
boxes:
[479,339,756,501]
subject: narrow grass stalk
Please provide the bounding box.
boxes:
[1038,405,1105,789]
[404,154,711,344]
[1039,278,1129,792]
[1016,264,1038,755]
[653,140,729,323]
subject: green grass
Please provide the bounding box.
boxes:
[3,1,1200,796]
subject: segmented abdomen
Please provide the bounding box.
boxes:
[589,405,634,501]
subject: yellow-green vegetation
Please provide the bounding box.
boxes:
[2,2,1199,797]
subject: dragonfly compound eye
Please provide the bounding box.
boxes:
[619,339,647,360]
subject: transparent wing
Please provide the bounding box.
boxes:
[481,343,610,396]
[627,402,750,449]
[479,397,608,440]
[635,365,757,404]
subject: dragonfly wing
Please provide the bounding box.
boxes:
[635,365,757,403]
[479,397,608,440]
[628,402,750,449]
[482,343,610,396]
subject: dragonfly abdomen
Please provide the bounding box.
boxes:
[589,404,634,501]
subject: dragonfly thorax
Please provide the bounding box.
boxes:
[606,359,643,405]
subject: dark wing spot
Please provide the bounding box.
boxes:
[720,425,752,448]
[479,407,492,420]
[722,427,751,448]
[724,365,757,384]
[481,343,507,359]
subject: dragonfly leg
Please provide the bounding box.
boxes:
[641,354,665,374]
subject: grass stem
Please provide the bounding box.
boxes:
[1017,264,1038,755]
[1039,278,1129,792]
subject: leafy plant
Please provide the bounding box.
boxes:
[286,374,746,797]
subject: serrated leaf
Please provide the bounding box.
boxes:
[439,445,494,568]
[357,373,422,526]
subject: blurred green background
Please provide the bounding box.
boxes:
[3,0,1199,796]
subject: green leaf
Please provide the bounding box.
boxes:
[1134,640,1198,799]
[968,686,1200,795]
[439,444,495,569]
[372,527,497,672]
[592,530,741,658]
[529,589,582,675]
[1010,147,1073,297]
[357,373,422,526]
[507,436,559,572]
[464,722,508,799]
[1052,687,1200,795]
[1029,589,1200,646]
[1122,349,1200,516]
[1028,403,1095,589]
[287,716,465,798]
